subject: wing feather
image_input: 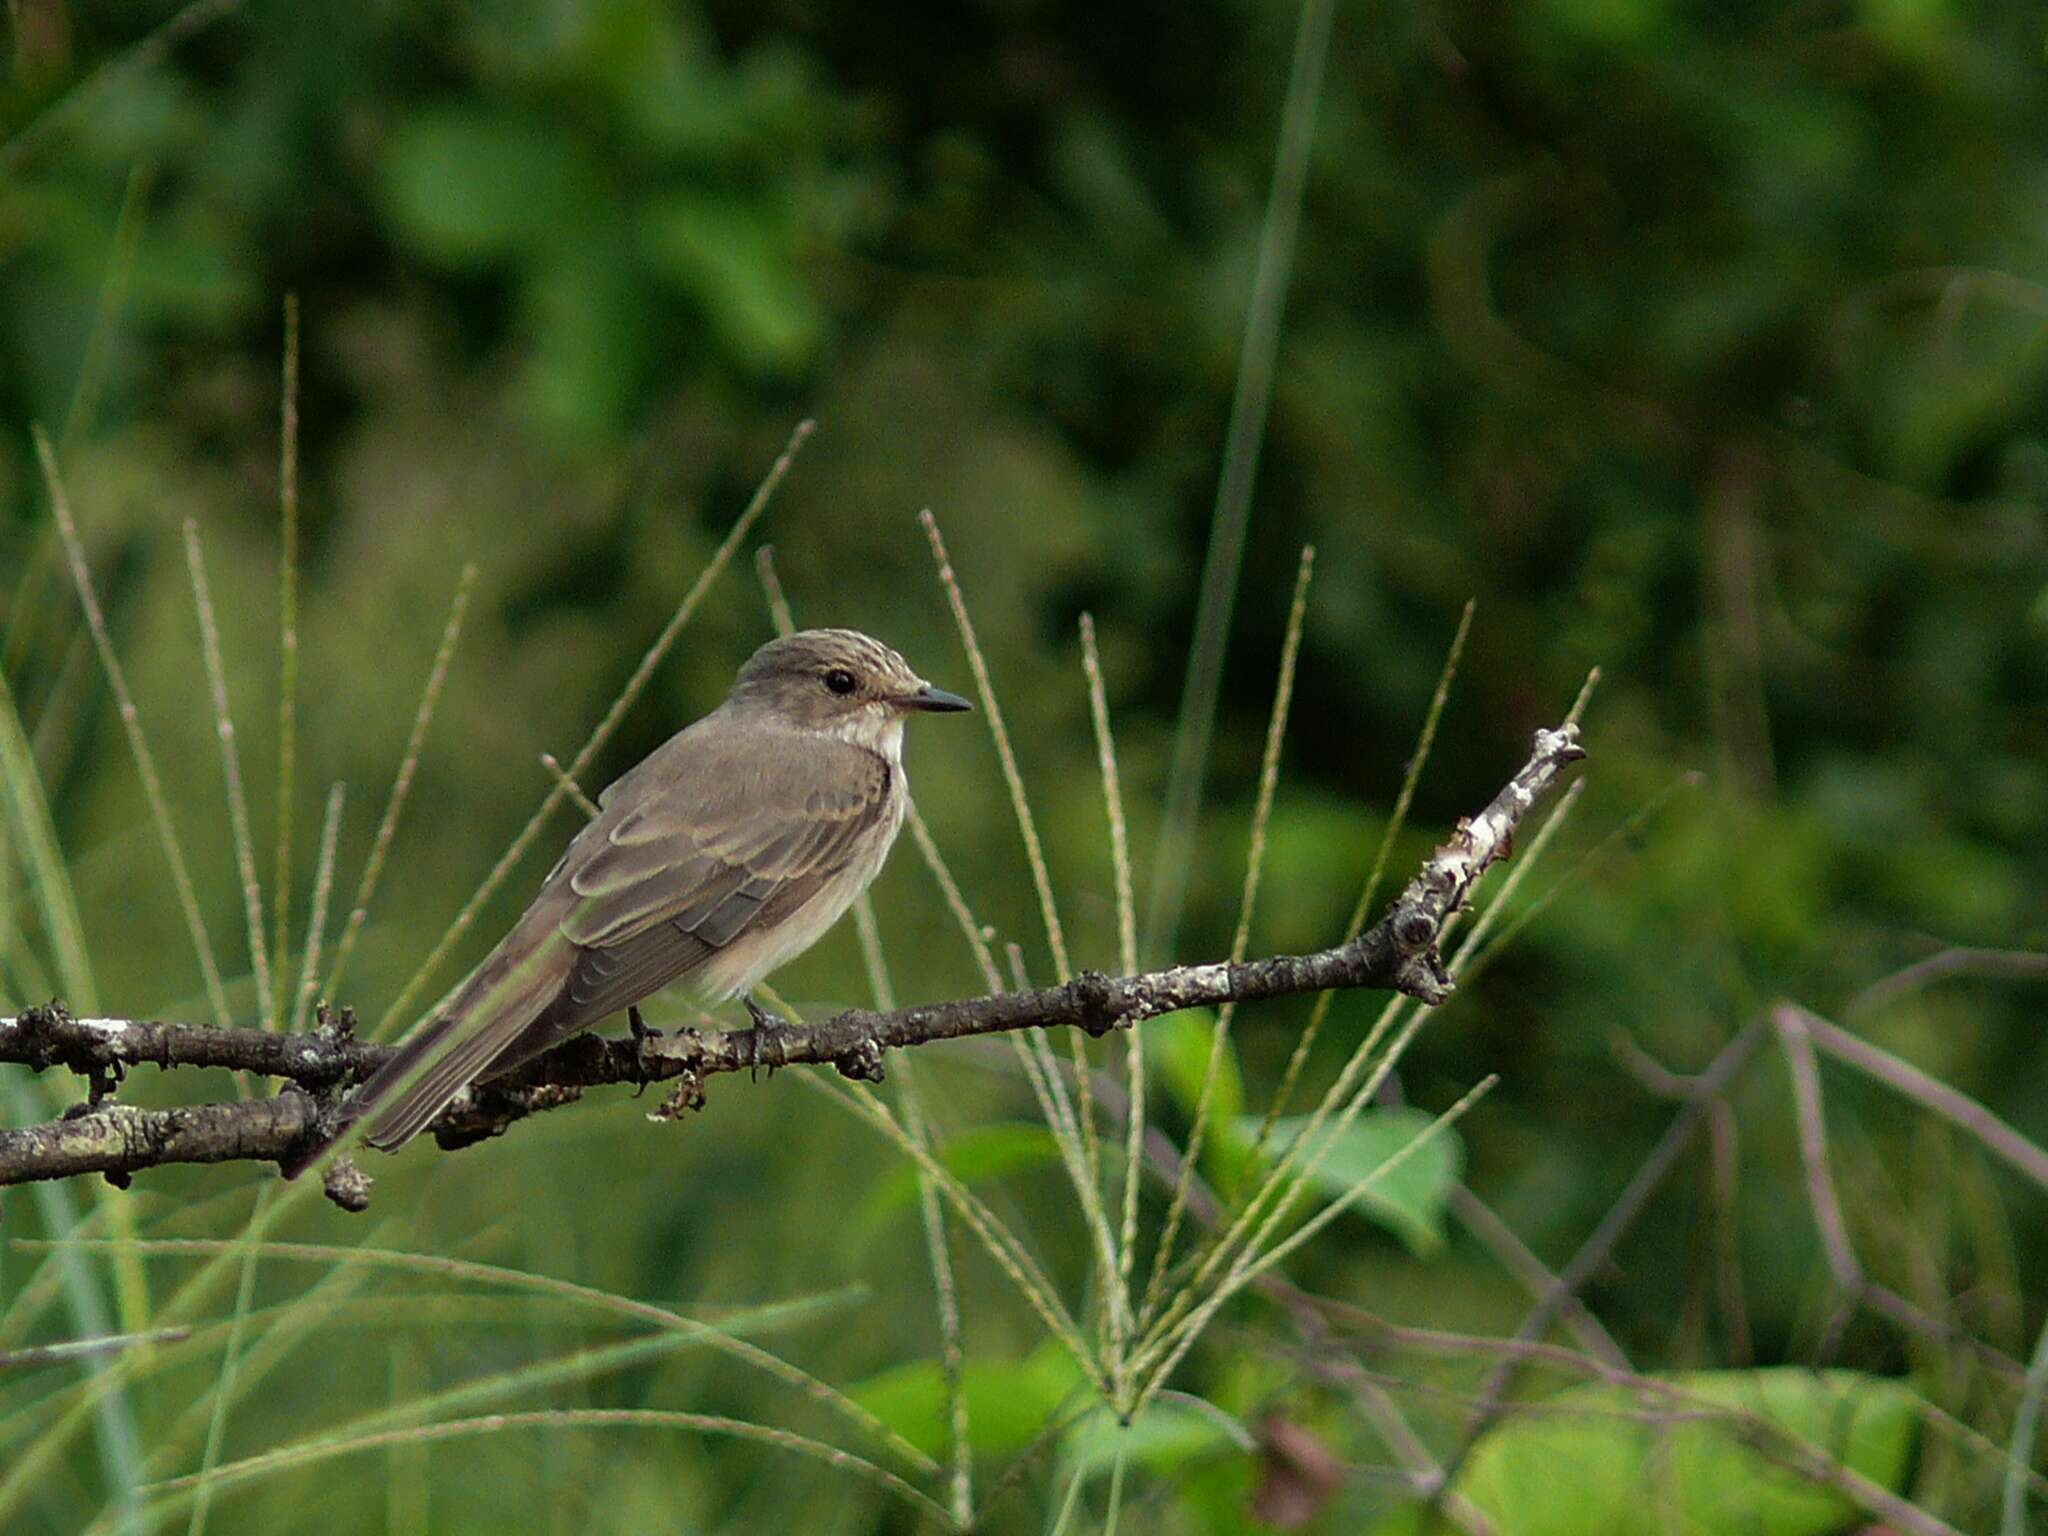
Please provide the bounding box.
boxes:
[561,729,890,954]
[339,717,895,1153]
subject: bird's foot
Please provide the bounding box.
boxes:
[628,1007,663,1095]
[741,994,793,1082]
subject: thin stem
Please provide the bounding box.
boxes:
[323,564,474,1002]
[1141,0,1338,960]
[1141,546,1312,1328]
[1242,598,1471,1175]
[1045,1454,1089,1536]
[48,1233,932,1479]
[754,544,797,635]
[537,754,598,821]
[185,1186,271,1536]
[903,806,1004,992]
[1101,1429,1129,1536]
[272,295,301,996]
[921,513,1126,1340]
[1080,613,1146,1365]
[1791,1004,2048,1195]
[918,510,1074,984]
[135,1411,950,1530]
[183,519,274,1027]
[35,426,231,1030]
[62,162,154,452]
[0,667,95,1010]
[1077,616,1137,980]
[289,785,345,1034]
[2002,1307,2048,1536]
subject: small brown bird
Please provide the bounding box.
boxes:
[340,629,971,1152]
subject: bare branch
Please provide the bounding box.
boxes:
[0,721,1585,1204]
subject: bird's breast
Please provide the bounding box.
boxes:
[693,762,907,1000]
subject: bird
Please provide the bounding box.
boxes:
[335,628,972,1153]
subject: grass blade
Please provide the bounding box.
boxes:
[35,426,232,1031]
[1140,546,1311,1329]
[184,1185,270,1536]
[184,518,274,1028]
[323,564,474,1003]
[0,0,244,173]
[1079,614,1146,1364]
[37,1235,927,1474]
[62,163,154,453]
[0,669,94,1011]
[1240,598,1472,1176]
[272,295,301,993]
[132,1409,950,1530]
[921,512,1123,1341]
[289,783,345,1033]
[1141,0,1339,960]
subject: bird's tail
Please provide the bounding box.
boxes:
[294,919,575,1168]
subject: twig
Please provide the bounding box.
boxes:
[1773,1005,2029,1385]
[1846,945,2048,1022]
[1786,1003,2048,1194]
[1453,1019,1767,1454]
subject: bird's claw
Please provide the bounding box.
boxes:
[741,994,791,1082]
[628,1007,663,1096]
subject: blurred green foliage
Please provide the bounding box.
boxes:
[1395,1369,1921,1536]
[2,0,2046,1530]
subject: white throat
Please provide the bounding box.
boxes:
[819,705,906,763]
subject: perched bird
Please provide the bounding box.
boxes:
[338,628,971,1152]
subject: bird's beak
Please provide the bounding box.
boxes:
[903,683,973,713]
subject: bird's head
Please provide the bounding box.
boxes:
[725,628,971,752]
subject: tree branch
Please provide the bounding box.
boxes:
[0,721,1584,1207]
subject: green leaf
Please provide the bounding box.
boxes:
[380,109,597,267]
[847,1122,1067,1247]
[1147,1010,1252,1188]
[849,1341,1084,1459]
[1147,1010,1243,1128]
[1058,1399,1240,1483]
[1243,1109,1462,1256]
[1406,1369,1920,1536]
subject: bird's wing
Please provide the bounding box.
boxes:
[548,726,893,1024]
[352,726,895,1152]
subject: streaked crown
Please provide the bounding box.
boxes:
[724,629,967,741]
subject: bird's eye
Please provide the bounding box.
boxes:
[823,668,858,696]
